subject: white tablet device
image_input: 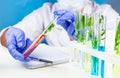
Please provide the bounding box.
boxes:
[22,44,70,69]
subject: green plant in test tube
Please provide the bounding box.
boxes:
[114,20,120,55]
[113,18,120,78]
[91,14,99,49]
[75,12,90,70]
[81,14,86,29]
[80,14,87,43]
[88,15,94,27]
[91,15,99,49]
[84,15,94,72]
[97,15,106,78]
[86,15,94,42]
[91,38,99,76]
[91,13,99,76]
[75,11,81,41]
[98,15,106,50]
[75,11,85,70]
[44,23,55,34]
[75,13,86,43]
[80,14,89,71]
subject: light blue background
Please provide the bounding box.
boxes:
[94,0,107,4]
[0,0,56,31]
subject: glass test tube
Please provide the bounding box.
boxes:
[98,15,106,52]
[75,11,81,42]
[91,13,99,76]
[112,18,120,78]
[75,12,85,69]
[84,14,94,72]
[23,17,57,58]
[98,15,106,78]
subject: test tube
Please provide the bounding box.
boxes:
[23,17,57,58]
[98,15,106,52]
[23,34,46,58]
[98,15,106,78]
[91,13,99,76]
[81,14,87,44]
[114,18,120,56]
[84,14,94,72]
[112,18,120,78]
[75,11,81,42]
[75,11,85,69]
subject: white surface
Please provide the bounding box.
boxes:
[0,46,97,78]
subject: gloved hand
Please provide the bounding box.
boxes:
[54,10,76,40]
[6,27,32,62]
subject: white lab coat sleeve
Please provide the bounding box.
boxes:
[2,2,70,47]
[0,2,71,47]
[15,2,71,47]
[13,5,45,41]
[95,4,120,30]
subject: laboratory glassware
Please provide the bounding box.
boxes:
[23,17,57,58]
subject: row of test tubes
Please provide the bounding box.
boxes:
[73,11,120,78]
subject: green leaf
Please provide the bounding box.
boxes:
[116,21,120,36]
[76,11,80,30]
[101,29,105,36]
[88,16,93,27]
[115,20,120,54]
[101,37,105,40]
[76,31,80,41]
[99,15,104,24]
[79,34,84,42]
[92,37,99,49]
[75,11,81,41]
[44,23,55,34]
[81,15,86,29]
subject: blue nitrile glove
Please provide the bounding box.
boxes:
[54,10,76,40]
[6,27,32,62]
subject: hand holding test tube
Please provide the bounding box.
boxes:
[23,17,58,59]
